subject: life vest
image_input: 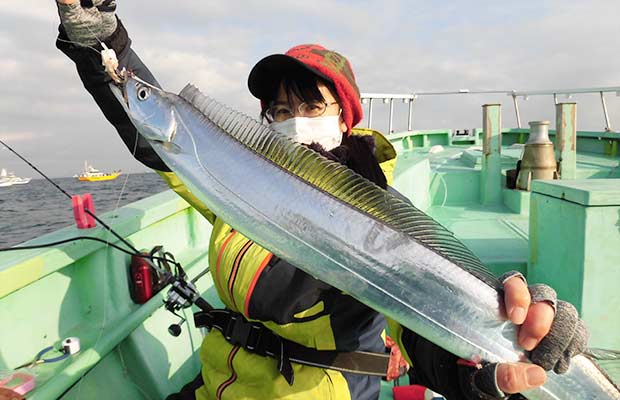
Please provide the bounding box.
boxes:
[159,129,398,400]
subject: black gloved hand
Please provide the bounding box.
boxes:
[56,0,118,46]
[458,362,524,400]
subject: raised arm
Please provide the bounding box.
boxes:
[55,0,169,172]
[55,1,217,223]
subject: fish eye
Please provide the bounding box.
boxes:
[137,86,151,101]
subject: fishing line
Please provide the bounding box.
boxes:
[56,37,101,55]
[0,138,139,255]
[55,21,143,397]
[0,237,135,256]
[78,85,141,400]
[60,21,125,399]
[0,236,183,273]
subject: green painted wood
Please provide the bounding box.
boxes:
[393,157,431,211]
[528,189,620,349]
[502,188,531,215]
[480,104,503,205]
[555,103,578,179]
[0,190,217,399]
[531,179,620,206]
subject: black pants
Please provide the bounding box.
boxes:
[166,372,203,400]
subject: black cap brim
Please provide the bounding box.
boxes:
[247,54,332,101]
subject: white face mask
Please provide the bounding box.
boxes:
[269,115,343,151]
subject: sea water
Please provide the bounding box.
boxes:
[0,173,169,247]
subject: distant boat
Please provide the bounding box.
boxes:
[77,161,121,182]
[0,168,31,187]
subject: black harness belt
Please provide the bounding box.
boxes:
[194,309,389,385]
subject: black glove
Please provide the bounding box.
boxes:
[57,0,118,46]
[458,362,526,400]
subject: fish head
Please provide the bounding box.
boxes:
[111,74,178,145]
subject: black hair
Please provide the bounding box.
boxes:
[259,67,340,120]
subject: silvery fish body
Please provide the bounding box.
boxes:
[111,75,620,400]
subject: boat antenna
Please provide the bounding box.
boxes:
[0,138,140,254]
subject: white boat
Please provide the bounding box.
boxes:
[0,168,31,186]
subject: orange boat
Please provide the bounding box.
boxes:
[77,161,121,182]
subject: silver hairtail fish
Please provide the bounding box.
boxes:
[111,74,620,400]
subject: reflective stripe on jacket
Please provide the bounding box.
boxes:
[56,20,398,397]
[159,130,396,400]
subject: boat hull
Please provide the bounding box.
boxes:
[78,172,121,182]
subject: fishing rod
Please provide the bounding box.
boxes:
[0,138,212,336]
[0,138,139,255]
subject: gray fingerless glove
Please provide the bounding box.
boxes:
[500,277,589,374]
[57,0,118,46]
[530,299,589,374]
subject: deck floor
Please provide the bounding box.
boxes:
[393,144,619,274]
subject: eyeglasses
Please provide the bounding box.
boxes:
[265,101,339,123]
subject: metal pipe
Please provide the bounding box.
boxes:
[510,86,620,97]
[408,97,415,131]
[359,86,620,134]
[389,98,394,133]
[362,86,620,99]
[600,91,612,131]
[512,94,522,128]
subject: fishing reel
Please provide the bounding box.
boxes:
[129,246,174,304]
[164,271,213,337]
[130,246,212,337]
[164,274,201,337]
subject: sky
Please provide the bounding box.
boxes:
[1,0,620,178]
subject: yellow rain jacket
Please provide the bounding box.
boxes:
[157,129,397,400]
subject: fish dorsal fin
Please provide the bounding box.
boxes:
[179,84,497,286]
[584,349,620,391]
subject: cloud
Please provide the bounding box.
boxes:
[0,1,57,23]
[0,131,49,142]
[2,0,619,178]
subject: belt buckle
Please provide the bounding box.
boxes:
[225,315,265,354]
[226,315,250,347]
[245,324,264,353]
[193,311,214,329]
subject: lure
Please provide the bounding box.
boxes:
[100,42,123,84]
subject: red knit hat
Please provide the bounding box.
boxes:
[248,44,363,134]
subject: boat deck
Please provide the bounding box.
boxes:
[1,127,618,399]
[389,129,619,277]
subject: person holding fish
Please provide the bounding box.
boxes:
[54,1,588,399]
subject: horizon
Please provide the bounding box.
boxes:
[0,169,159,180]
[2,1,619,177]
